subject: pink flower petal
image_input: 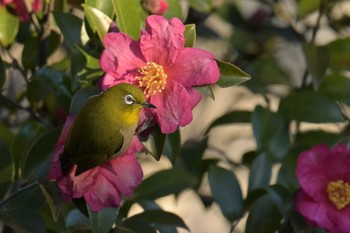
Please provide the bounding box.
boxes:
[166,47,220,87]
[150,81,201,133]
[100,32,146,79]
[140,16,185,66]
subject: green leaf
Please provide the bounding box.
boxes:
[116,219,157,233]
[277,149,300,193]
[205,110,251,134]
[298,0,321,18]
[245,194,283,233]
[127,210,189,231]
[38,178,63,222]
[0,56,5,89]
[303,43,329,89]
[0,141,14,200]
[66,209,91,231]
[279,90,344,123]
[21,127,62,181]
[133,169,195,201]
[319,74,350,103]
[53,12,83,48]
[12,121,47,176]
[5,184,46,210]
[83,4,113,42]
[208,165,243,221]
[89,207,119,233]
[327,38,350,71]
[184,24,196,47]
[164,130,181,166]
[216,60,251,88]
[248,154,272,192]
[188,0,213,13]
[163,0,183,19]
[0,208,45,233]
[0,6,19,47]
[69,87,101,114]
[111,0,141,40]
[139,125,166,161]
[85,0,115,18]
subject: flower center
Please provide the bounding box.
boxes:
[327,180,350,210]
[136,62,167,98]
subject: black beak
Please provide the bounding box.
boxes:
[141,102,157,109]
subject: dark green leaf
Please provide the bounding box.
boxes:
[127,210,189,231]
[38,178,63,222]
[216,60,250,88]
[140,125,166,161]
[303,43,329,89]
[298,0,320,18]
[89,207,119,233]
[83,4,113,42]
[12,121,47,175]
[205,110,251,134]
[196,85,215,99]
[21,127,61,181]
[66,209,91,231]
[133,169,195,201]
[5,184,46,210]
[0,56,5,89]
[279,90,344,123]
[319,74,350,103]
[22,36,39,69]
[327,38,350,71]
[115,219,157,233]
[266,185,289,216]
[0,123,14,148]
[164,130,181,166]
[248,153,272,192]
[0,141,14,199]
[184,24,196,47]
[111,0,141,40]
[53,12,83,48]
[0,208,45,233]
[277,150,299,193]
[0,6,19,47]
[69,87,101,114]
[245,194,283,233]
[208,165,243,221]
[85,0,115,18]
[295,130,342,148]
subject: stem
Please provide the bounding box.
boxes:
[0,182,39,208]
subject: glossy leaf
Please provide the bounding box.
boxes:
[164,130,181,166]
[248,154,272,192]
[69,87,101,114]
[205,110,251,134]
[133,169,195,201]
[208,165,243,221]
[21,127,61,181]
[303,43,329,89]
[0,6,19,47]
[38,178,63,222]
[0,208,45,233]
[0,56,5,89]
[83,4,112,42]
[89,207,119,233]
[111,0,141,40]
[53,12,83,48]
[127,210,189,231]
[216,60,251,88]
[0,141,14,200]
[140,125,166,161]
[279,91,344,123]
[115,219,157,233]
[319,74,350,103]
[66,209,91,231]
[184,24,196,47]
[85,0,114,18]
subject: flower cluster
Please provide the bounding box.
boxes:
[0,0,42,21]
[295,144,350,233]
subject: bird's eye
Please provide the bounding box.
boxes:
[124,94,134,105]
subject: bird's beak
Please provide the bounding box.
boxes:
[141,102,157,109]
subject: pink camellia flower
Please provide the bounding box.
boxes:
[142,0,169,15]
[47,115,143,212]
[99,15,220,134]
[0,0,42,21]
[295,144,350,233]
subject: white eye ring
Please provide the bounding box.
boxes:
[124,94,135,105]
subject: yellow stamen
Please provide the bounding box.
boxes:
[327,180,350,210]
[136,62,167,98]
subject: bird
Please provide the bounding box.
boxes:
[60,83,156,176]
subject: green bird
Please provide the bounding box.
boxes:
[60,83,156,176]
